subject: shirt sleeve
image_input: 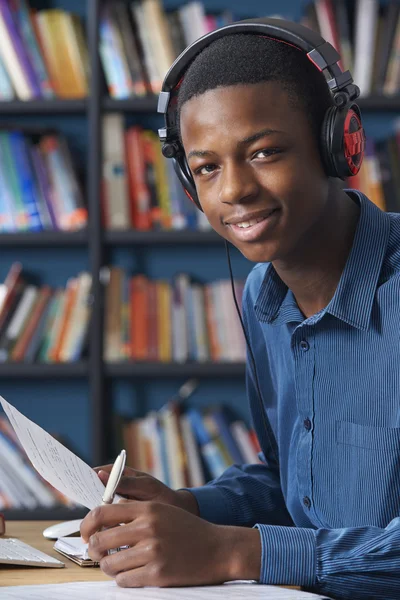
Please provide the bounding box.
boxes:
[255,518,400,599]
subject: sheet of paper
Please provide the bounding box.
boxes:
[1,581,330,599]
[0,396,120,510]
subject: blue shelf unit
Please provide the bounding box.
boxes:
[0,0,398,520]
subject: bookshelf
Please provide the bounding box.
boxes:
[105,362,246,378]
[104,229,222,245]
[0,362,88,378]
[4,506,89,521]
[0,231,88,246]
[2,95,400,116]
[1,0,400,520]
[0,99,87,114]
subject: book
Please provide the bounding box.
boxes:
[102,114,130,230]
[10,0,54,98]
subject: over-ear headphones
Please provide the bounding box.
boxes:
[157,16,366,212]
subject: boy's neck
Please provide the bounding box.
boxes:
[272,186,361,320]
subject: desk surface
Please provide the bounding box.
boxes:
[1,521,109,587]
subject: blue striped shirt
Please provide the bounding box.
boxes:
[188,190,400,600]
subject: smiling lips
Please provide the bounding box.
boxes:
[226,208,280,242]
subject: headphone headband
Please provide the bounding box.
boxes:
[158,17,359,132]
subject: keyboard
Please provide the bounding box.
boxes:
[0,538,64,568]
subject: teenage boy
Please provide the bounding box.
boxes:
[81,25,400,600]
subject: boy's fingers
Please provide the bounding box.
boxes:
[94,465,145,477]
[81,503,141,542]
[93,464,113,474]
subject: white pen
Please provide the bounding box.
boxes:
[101,449,126,505]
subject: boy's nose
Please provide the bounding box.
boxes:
[218,161,259,205]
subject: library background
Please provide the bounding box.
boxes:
[0,0,396,520]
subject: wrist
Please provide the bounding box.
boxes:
[176,490,200,516]
[221,526,261,582]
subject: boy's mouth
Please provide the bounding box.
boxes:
[226,208,280,242]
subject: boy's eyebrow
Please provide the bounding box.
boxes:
[186,128,285,160]
[238,128,285,146]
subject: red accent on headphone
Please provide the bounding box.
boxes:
[173,76,185,90]
[184,188,195,203]
[343,109,365,175]
[257,34,301,52]
[306,53,323,72]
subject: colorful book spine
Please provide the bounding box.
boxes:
[0,151,16,232]
[0,133,28,230]
[8,131,43,231]
[10,0,54,98]
[29,144,58,230]
[0,0,40,97]
[0,54,14,100]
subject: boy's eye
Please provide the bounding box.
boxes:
[194,164,216,176]
[253,148,281,159]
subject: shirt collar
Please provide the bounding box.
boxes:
[254,191,391,330]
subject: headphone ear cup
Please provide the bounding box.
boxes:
[172,154,203,211]
[320,106,338,177]
[321,103,365,180]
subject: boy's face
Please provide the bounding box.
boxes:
[180,81,330,263]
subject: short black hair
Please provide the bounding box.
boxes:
[177,33,334,143]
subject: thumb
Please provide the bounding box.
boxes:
[97,470,109,484]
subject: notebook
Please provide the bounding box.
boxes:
[53,536,97,567]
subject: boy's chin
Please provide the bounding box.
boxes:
[234,241,281,264]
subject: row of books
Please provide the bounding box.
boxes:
[302,0,400,97]
[102,114,210,231]
[0,1,89,101]
[123,402,260,488]
[0,263,91,364]
[0,414,73,510]
[0,128,87,233]
[104,268,246,364]
[3,0,400,104]
[100,0,234,99]
[350,119,400,213]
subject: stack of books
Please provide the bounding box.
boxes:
[103,268,246,364]
[123,403,261,488]
[0,263,91,364]
[102,114,210,231]
[0,0,89,101]
[0,128,87,233]
[303,0,400,98]
[99,0,234,99]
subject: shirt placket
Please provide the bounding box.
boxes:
[291,323,323,526]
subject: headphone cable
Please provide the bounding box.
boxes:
[224,240,279,466]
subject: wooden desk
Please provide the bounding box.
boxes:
[1,521,110,587]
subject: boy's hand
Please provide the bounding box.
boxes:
[80,501,260,587]
[95,465,199,515]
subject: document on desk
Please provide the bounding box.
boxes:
[1,581,331,599]
[0,396,120,509]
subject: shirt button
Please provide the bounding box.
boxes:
[304,418,312,431]
[300,340,309,352]
[303,496,311,509]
